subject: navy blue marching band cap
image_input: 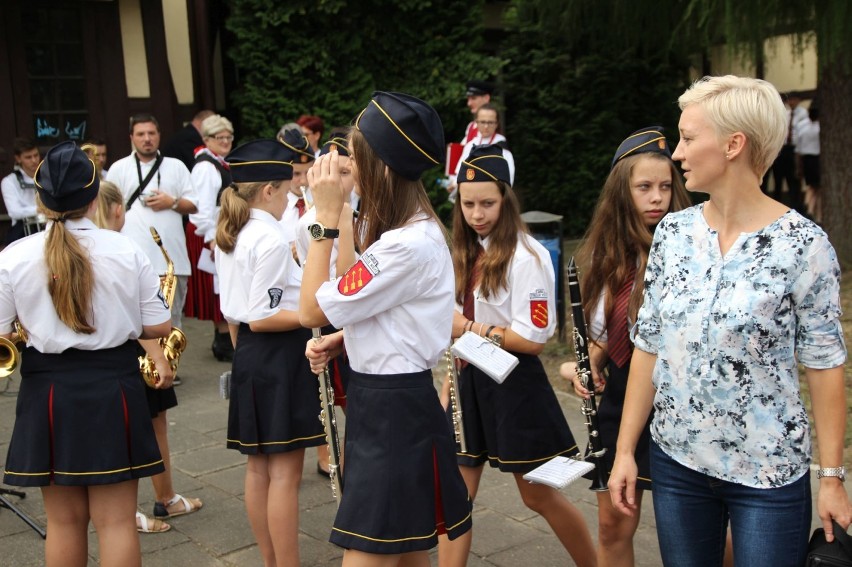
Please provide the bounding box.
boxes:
[226,139,294,183]
[34,140,100,212]
[354,91,444,181]
[457,144,511,186]
[611,127,671,169]
[318,130,350,157]
[277,129,315,164]
[465,80,494,97]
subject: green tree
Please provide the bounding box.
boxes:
[499,3,691,237]
[226,0,501,221]
[526,0,852,265]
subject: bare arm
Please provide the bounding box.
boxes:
[608,348,657,516]
[140,319,172,340]
[806,365,852,540]
[249,309,302,333]
[300,153,343,328]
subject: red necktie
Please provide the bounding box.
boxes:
[460,246,484,368]
[296,198,305,218]
[462,245,484,321]
[606,265,636,368]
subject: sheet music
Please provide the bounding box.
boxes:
[450,331,519,384]
[522,456,596,489]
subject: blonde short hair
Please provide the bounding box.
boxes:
[201,114,234,138]
[678,75,786,177]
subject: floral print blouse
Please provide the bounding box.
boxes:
[634,204,846,488]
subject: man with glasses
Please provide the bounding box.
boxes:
[106,114,199,331]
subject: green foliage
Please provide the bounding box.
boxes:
[225,0,502,144]
[501,3,690,237]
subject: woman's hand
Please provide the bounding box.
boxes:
[562,361,605,399]
[817,479,852,542]
[306,152,345,223]
[608,452,640,516]
[305,330,345,376]
[152,356,174,389]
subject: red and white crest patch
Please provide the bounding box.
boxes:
[529,288,549,328]
[338,254,380,296]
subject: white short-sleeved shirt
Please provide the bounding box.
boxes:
[635,204,846,488]
[294,206,339,279]
[457,232,556,345]
[188,157,224,243]
[279,192,304,245]
[0,218,170,352]
[1,169,38,224]
[106,152,199,276]
[316,216,453,374]
[215,209,301,324]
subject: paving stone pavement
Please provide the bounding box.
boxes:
[0,317,846,566]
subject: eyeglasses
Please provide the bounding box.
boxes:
[213,135,234,142]
[476,120,497,126]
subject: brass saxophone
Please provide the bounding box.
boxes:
[139,227,187,387]
[444,348,467,453]
[567,257,608,491]
[0,321,28,379]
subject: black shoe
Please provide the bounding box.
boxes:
[172,376,182,386]
[212,331,234,362]
[317,462,331,478]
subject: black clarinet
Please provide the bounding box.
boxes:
[566,257,608,491]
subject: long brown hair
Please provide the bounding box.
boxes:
[575,153,690,339]
[451,180,535,303]
[349,129,441,251]
[215,181,282,253]
[39,196,96,334]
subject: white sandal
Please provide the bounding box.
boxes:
[136,511,171,533]
[153,493,203,518]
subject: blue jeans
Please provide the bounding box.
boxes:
[650,440,811,567]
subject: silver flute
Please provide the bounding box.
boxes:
[445,347,468,453]
[313,329,344,505]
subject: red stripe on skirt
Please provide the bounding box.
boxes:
[48,384,55,480]
[433,445,447,535]
[120,387,131,459]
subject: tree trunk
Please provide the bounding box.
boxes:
[819,63,852,268]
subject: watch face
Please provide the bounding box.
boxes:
[309,223,323,240]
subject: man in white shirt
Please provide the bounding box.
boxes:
[106,114,199,329]
[1,137,42,244]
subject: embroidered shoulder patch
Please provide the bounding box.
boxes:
[157,289,170,310]
[339,253,380,296]
[268,288,283,308]
[529,288,548,328]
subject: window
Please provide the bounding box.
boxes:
[23,5,88,143]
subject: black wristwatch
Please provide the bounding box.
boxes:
[308,222,340,241]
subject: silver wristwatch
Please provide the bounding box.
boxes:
[817,466,846,482]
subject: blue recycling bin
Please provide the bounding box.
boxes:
[520,210,565,339]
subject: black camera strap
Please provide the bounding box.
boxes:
[127,152,163,210]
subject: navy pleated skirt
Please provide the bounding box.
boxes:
[454,353,580,473]
[330,370,472,554]
[597,361,653,491]
[226,324,326,454]
[3,341,165,487]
